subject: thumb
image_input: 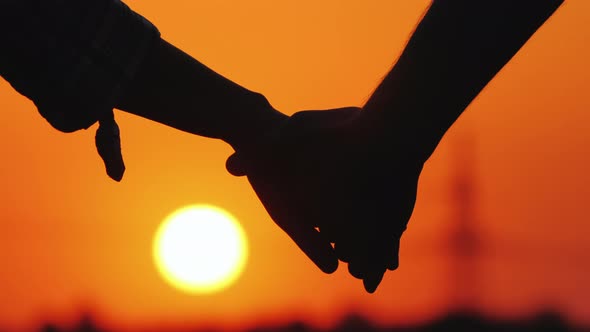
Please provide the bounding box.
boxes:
[226,152,247,176]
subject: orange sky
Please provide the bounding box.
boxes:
[1,1,589,331]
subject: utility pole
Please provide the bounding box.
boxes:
[447,135,482,313]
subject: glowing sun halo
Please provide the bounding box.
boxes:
[153,205,248,294]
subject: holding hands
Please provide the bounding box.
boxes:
[226,107,424,292]
[2,0,563,293]
[223,0,564,291]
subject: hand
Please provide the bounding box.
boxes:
[226,107,424,292]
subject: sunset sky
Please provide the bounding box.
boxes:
[1,1,589,331]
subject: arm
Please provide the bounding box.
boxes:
[0,0,286,179]
[225,0,565,292]
[362,0,564,163]
[115,37,287,152]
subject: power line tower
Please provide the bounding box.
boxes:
[447,135,483,313]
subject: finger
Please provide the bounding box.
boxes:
[344,225,372,280]
[282,221,339,274]
[346,238,370,280]
[348,260,365,280]
[361,252,387,293]
[240,149,337,273]
[255,181,338,274]
[387,236,401,271]
[335,241,352,263]
[361,227,390,293]
[363,267,386,294]
[290,107,361,129]
[316,222,340,244]
[225,152,247,176]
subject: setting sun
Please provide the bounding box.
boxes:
[153,205,248,294]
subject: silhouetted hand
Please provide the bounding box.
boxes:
[226,107,424,292]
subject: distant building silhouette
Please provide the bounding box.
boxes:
[447,134,483,313]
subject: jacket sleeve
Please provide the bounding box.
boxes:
[0,0,160,132]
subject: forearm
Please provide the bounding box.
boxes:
[116,37,287,151]
[362,0,563,162]
[1,0,285,151]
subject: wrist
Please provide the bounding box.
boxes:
[223,94,289,152]
[356,107,430,166]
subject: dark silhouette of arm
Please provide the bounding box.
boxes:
[225,0,565,292]
[115,38,287,151]
[362,0,564,163]
[1,0,286,176]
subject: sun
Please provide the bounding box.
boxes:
[153,205,248,294]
